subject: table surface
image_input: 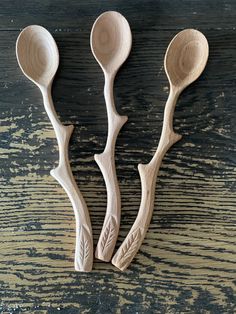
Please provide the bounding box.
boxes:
[0,0,235,313]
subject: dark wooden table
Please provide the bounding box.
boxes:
[0,1,235,313]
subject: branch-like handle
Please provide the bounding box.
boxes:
[95,73,127,261]
[95,132,124,261]
[112,87,182,271]
[42,86,93,272]
[111,163,157,270]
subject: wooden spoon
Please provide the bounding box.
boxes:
[112,29,209,271]
[90,11,132,261]
[16,25,93,272]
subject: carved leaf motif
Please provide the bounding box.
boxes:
[117,228,143,268]
[77,226,91,269]
[100,215,117,253]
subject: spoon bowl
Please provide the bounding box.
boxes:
[90,11,132,75]
[164,29,208,90]
[16,25,59,88]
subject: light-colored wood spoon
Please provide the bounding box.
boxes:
[16,25,93,272]
[112,29,209,271]
[90,11,132,261]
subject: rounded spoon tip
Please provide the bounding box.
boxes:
[16,25,59,88]
[164,28,209,91]
[90,11,132,75]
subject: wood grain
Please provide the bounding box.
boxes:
[16,25,93,272]
[91,11,131,262]
[112,29,208,271]
[0,0,236,313]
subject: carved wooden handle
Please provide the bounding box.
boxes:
[112,163,157,270]
[75,225,93,271]
[95,151,120,261]
[51,162,93,272]
[112,88,182,271]
[95,114,127,261]
[42,87,93,272]
[95,74,127,261]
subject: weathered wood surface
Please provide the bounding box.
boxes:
[0,0,235,313]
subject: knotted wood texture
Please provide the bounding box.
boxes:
[0,0,235,313]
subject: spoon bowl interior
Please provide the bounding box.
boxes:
[164,29,208,90]
[90,11,132,75]
[16,25,59,87]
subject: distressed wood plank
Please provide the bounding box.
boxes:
[0,0,236,31]
[0,2,236,313]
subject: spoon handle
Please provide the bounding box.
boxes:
[95,73,127,262]
[42,86,93,272]
[112,88,182,271]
